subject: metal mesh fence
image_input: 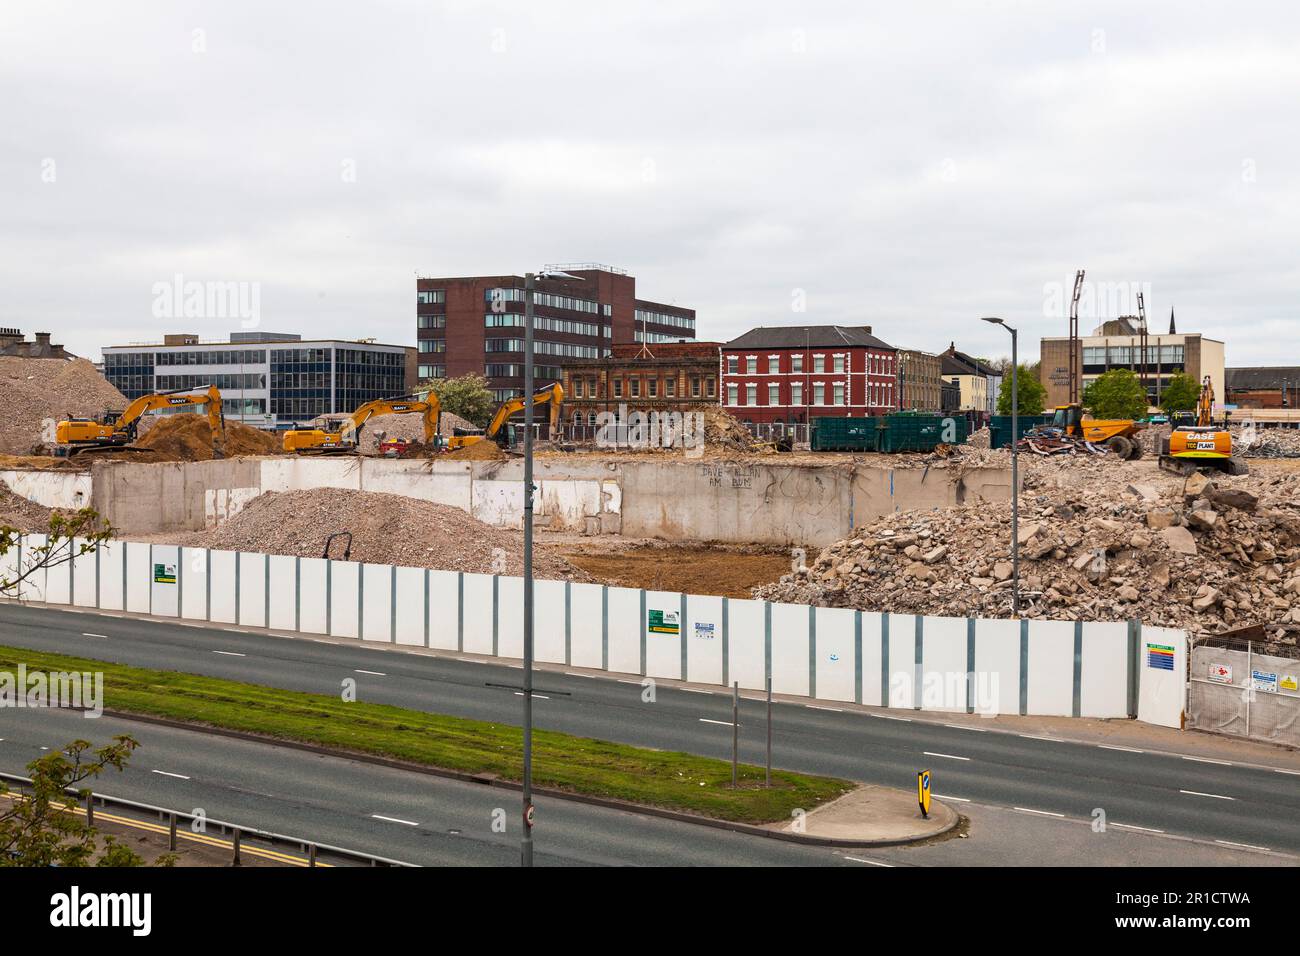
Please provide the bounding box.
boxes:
[1188,642,1300,747]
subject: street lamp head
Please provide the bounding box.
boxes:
[981,316,1004,326]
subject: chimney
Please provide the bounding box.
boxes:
[863,325,872,335]
[35,332,51,347]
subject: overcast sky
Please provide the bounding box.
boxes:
[3,1,1297,365]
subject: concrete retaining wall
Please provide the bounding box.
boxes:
[14,455,1021,547]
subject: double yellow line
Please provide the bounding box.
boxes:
[2,792,331,867]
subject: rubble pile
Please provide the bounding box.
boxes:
[0,485,58,532]
[134,414,282,459]
[181,488,589,579]
[757,463,1300,639]
[701,406,762,452]
[0,357,128,455]
[1241,427,1300,459]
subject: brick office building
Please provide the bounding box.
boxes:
[720,326,897,427]
[415,263,696,402]
[897,348,943,412]
[560,341,721,429]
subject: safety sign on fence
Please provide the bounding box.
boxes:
[647,608,679,636]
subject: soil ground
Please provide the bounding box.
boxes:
[547,536,795,597]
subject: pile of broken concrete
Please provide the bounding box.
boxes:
[756,468,1300,640]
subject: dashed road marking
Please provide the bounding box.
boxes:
[1180,790,1234,801]
[699,718,735,727]
[212,650,246,657]
[372,814,419,827]
[934,794,970,803]
[354,669,386,677]
[1215,839,1270,852]
[944,724,987,732]
[870,713,911,722]
[923,751,970,762]
[1098,744,1144,754]
[81,632,108,639]
[514,692,551,700]
[845,856,893,866]
[807,705,842,712]
[1182,755,1232,766]
[1111,822,1165,833]
[1013,807,1065,817]
[151,770,191,780]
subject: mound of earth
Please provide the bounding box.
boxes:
[134,414,283,459]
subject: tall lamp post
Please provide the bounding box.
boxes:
[982,317,1019,615]
[521,268,578,868]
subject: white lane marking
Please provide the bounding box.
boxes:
[807,705,842,712]
[678,687,713,694]
[943,723,986,732]
[354,669,386,677]
[371,814,419,827]
[1099,744,1144,753]
[1111,822,1165,833]
[934,794,970,803]
[923,752,970,762]
[870,713,911,722]
[699,718,735,727]
[1180,790,1235,801]
[1215,839,1270,852]
[151,770,191,780]
[564,672,597,679]
[1019,734,1057,742]
[514,692,551,700]
[616,679,643,685]
[81,632,108,639]
[845,856,893,867]
[212,650,246,657]
[1276,769,1300,776]
[1013,807,1065,817]
[1182,755,1232,766]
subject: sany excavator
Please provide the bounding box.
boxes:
[281,395,441,454]
[1159,376,1247,476]
[446,383,564,451]
[55,385,226,458]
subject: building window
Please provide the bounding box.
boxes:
[418,364,445,379]
[574,379,584,398]
[691,376,701,397]
[791,382,803,406]
[727,383,738,406]
[630,378,640,398]
[746,383,757,406]
[746,356,758,374]
[814,383,825,405]
[417,315,445,329]
[665,378,676,397]
[726,355,738,374]
[768,383,779,406]
[792,353,803,373]
[813,355,825,373]
[767,355,780,374]
[648,378,658,398]
[418,339,446,353]
[834,382,845,406]
[833,354,845,373]
[417,290,445,304]
[705,377,715,397]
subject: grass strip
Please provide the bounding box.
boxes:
[0,644,852,824]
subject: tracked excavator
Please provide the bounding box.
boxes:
[55,385,226,458]
[446,383,564,451]
[1158,376,1247,476]
[282,395,442,454]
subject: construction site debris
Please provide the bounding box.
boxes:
[181,488,588,579]
[0,356,128,455]
[133,414,282,460]
[0,485,59,532]
[756,451,1300,639]
[443,439,508,460]
[1241,427,1300,459]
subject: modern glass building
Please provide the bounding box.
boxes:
[102,332,416,429]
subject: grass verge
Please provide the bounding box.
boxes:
[0,644,852,824]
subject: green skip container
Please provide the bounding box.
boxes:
[874,413,968,453]
[811,417,878,451]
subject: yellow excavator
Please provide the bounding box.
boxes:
[281,395,442,454]
[1159,376,1247,476]
[446,383,564,451]
[1040,403,1145,459]
[55,385,226,458]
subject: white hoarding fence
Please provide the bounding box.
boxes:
[4,536,1187,728]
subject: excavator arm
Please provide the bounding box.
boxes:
[57,385,225,458]
[285,395,441,454]
[484,383,564,439]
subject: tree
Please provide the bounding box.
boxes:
[0,736,172,866]
[422,373,496,428]
[1160,373,1202,414]
[1082,368,1148,420]
[995,364,1047,416]
[1,507,113,599]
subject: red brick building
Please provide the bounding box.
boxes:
[721,326,897,426]
[560,341,720,429]
[415,263,695,402]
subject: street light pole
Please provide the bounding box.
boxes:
[519,267,576,868]
[521,271,536,867]
[983,317,1019,616]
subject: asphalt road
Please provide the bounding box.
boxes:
[1,602,1297,863]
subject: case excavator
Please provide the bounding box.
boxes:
[1158,377,1247,476]
[281,395,441,454]
[55,385,226,458]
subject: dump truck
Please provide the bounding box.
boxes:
[282,395,441,454]
[1038,403,1145,460]
[55,385,226,458]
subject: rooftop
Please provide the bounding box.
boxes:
[725,325,895,351]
